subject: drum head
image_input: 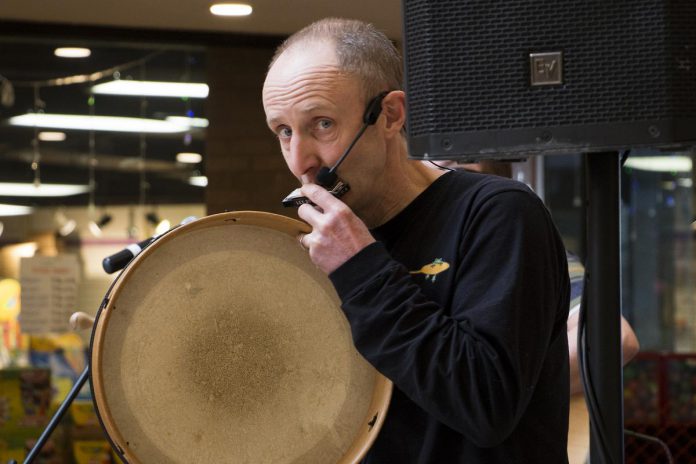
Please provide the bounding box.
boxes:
[91,212,391,463]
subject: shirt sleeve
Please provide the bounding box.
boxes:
[329,189,569,447]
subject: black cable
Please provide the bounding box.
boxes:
[315,91,388,189]
[427,160,455,171]
[624,429,674,464]
[316,121,369,188]
[578,263,615,464]
[327,122,370,176]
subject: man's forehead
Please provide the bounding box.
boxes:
[264,62,343,88]
[272,40,338,74]
[262,41,364,123]
[263,52,360,106]
[263,45,341,102]
[263,80,355,126]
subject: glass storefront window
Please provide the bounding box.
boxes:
[544,150,696,461]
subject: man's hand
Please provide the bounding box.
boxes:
[296,183,376,274]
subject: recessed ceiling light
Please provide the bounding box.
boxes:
[677,177,693,188]
[624,156,692,173]
[0,204,34,216]
[0,183,89,197]
[176,152,203,164]
[91,80,209,98]
[9,114,190,134]
[210,3,253,16]
[189,175,208,187]
[38,131,67,142]
[166,116,209,128]
[54,47,91,58]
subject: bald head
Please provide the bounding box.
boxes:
[268,18,402,103]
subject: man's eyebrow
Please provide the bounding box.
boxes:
[266,103,335,127]
[267,116,283,128]
[301,102,333,114]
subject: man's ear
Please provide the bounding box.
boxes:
[381,90,406,138]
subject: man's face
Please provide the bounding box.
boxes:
[262,42,384,208]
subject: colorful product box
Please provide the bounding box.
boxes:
[73,440,116,464]
[0,430,62,464]
[0,367,51,431]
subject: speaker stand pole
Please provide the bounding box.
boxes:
[584,152,624,463]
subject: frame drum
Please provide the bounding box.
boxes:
[90,212,391,463]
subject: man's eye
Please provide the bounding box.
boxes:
[317,119,333,130]
[278,127,292,138]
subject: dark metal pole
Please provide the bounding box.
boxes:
[23,366,90,464]
[585,152,624,463]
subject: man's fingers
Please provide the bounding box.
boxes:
[297,233,309,252]
[298,201,324,225]
[301,183,340,208]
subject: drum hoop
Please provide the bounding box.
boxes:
[89,210,392,464]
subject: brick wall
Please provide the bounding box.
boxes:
[205,46,298,218]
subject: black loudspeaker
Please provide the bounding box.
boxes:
[402,0,696,160]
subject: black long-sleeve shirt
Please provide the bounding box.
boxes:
[330,170,570,463]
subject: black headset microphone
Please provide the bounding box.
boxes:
[281,91,389,207]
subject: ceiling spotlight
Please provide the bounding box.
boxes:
[145,212,160,226]
[210,3,253,16]
[155,219,171,235]
[58,219,77,237]
[176,152,203,164]
[88,214,112,237]
[54,47,92,58]
[146,212,171,235]
[55,210,77,236]
[38,131,67,142]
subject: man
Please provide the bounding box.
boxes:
[441,160,640,462]
[262,18,571,463]
[446,160,640,395]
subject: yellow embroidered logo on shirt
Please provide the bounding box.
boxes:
[409,258,450,282]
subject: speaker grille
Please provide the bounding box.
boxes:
[403,0,696,137]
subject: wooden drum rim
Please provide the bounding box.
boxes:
[90,211,392,464]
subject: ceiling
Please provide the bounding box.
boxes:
[0,1,403,39]
[0,1,403,211]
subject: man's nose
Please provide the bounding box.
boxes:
[286,134,319,180]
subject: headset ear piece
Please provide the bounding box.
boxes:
[363,91,389,125]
